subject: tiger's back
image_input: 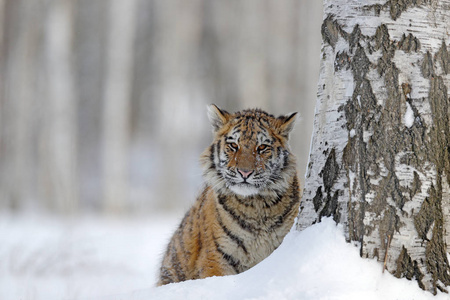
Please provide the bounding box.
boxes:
[158,105,301,286]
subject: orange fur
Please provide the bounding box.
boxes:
[157,105,301,286]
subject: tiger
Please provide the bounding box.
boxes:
[157,104,301,286]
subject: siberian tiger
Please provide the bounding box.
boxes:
[157,105,301,286]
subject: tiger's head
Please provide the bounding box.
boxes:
[201,104,298,197]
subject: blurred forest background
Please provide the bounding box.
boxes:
[0,0,322,216]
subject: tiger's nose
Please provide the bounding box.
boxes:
[238,169,254,179]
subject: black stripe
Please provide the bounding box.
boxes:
[245,115,252,126]
[159,267,173,284]
[193,191,208,238]
[178,230,189,262]
[216,141,221,163]
[217,195,256,232]
[263,192,284,208]
[170,241,186,282]
[196,230,203,253]
[184,208,196,238]
[291,176,300,200]
[268,173,283,183]
[209,144,216,169]
[215,241,240,274]
[269,179,300,230]
[178,209,191,229]
[178,213,193,261]
[216,207,248,254]
[235,195,255,208]
[198,188,208,209]
[282,150,290,169]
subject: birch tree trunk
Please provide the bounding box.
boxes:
[1,0,35,211]
[102,0,137,214]
[43,0,78,214]
[296,0,450,294]
[152,0,205,210]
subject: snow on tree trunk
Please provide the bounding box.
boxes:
[296,0,450,294]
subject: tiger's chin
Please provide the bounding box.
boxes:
[229,183,260,197]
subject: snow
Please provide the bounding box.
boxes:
[349,129,356,138]
[1,216,448,300]
[0,213,179,300]
[404,102,414,128]
[345,78,354,97]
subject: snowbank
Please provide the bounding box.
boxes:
[141,219,447,300]
[1,215,448,300]
[0,214,179,300]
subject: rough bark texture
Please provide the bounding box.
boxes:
[296,0,450,294]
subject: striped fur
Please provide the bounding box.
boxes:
[157,105,301,286]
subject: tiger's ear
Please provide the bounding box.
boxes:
[276,112,298,139]
[207,104,230,132]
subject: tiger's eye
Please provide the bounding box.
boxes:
[228,143,239,151]
[257,144,269,153]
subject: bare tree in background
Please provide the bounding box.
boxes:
[0,0,322,215]
[43,0,78,214]
[152,0,205,210]
[297,0,450,294]
[1,0,34,211]
[102,0,137,214]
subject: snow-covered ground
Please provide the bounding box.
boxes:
[1,215,448,300]
[0,213,179,300]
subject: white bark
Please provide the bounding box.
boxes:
[297,0,450,293]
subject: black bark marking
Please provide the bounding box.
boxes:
[313,186,323,212]
[322,15,343,49]
[423,71,450,292]
[365,0,429,21]
[335,51,351,72]
[395,246,425,289]
[414,192,435,241]
[321,12,450,293]
[410,171,422,199]
[317,148,341,223]
[421,51,434,78]
[397,33,421,53]
[436,41,449,74]
[318,191,340,223]
[322,148,339,192]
